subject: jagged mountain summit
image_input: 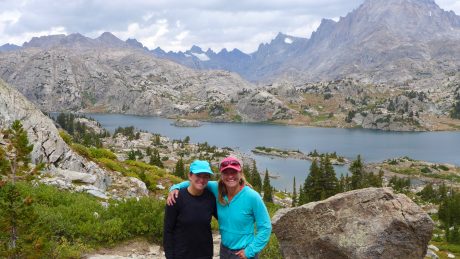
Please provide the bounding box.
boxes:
[18,32,149,51]
[152,0,460,85]
[152,32,308,82]
[275,0,460,84]
[0,43,21,52]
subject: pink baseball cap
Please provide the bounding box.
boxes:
[219,156,242,172]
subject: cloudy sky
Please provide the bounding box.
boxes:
[1,0,459,53]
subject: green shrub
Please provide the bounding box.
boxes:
[97,158,126,173]
[59,130,73,145]
[89,148,117,160]
[260,234,282,259]
[438,165,449,171]
[71,143,90,158]
[421,167,432,174]
[0,182,166,257]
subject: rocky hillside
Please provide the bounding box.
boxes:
[0,41,262,117]
[0,78,147,199]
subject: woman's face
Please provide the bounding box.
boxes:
[189,173,210,191]
[221,168,241,188]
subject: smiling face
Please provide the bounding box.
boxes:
[221,168,241,189]
[188,173,211,191]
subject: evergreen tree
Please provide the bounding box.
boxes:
[263,169,273,202]
[304,159,321,202]
[321,155,338,199]
[149,149,163,168]
[418,183,436,202]
[127,150,136,160]
[0,120,34,255]
[174,158,186,179]
[339,174,346,193]
[146,147,152,156]
[298,185,306,205]
[5,120,34,183]
[350,155,365,190]
[0,147,11,175]
[243,163,252,185]
[389,176,411,193]
[291,177,297,207]
[251,161,262,193]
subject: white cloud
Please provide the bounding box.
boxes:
[0,0,459,52]
[3,26,67,46]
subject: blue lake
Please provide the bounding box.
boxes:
[88,114,460,191]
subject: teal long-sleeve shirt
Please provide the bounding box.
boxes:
[170,181,272,258]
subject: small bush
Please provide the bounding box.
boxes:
[89,148,117,160]
[97,158,126,173]
[71,143,91,158]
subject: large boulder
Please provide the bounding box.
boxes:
[272,188,434,259]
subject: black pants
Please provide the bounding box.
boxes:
[220,244,259,259]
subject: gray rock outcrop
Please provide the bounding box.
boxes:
[0,78,147,199]
[272,187,434,259]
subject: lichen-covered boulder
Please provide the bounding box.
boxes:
[272,187,434,259]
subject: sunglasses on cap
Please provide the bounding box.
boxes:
[219,160,240,168]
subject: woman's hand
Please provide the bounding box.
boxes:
[235,249,247,259]
[166,189,179,206]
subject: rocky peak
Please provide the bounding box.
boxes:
[348,0,460,39]
[0,43,21,52]
[126,38,146,49]
[190,45,204,53]
[23,34,67,48]
[96,32,126,47]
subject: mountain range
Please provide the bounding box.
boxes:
[1,0,460,131]
[152,0,460,84]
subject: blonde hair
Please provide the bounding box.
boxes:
[217,171,252,205]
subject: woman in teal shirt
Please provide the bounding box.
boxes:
[167,156,271,259]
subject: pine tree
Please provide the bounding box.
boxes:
[321,155,338,199]
[251,161,262,193]
[304,159,321,202]
[149,149,163,168]
[0,120,34,255]
[263,169,273,202]
[174,158,186,179]
[0,147,11,175]
[298,184,306,205]
[350,155,365,190]
[243,163,252,185]
[292,177,297,207]
[5,120,34,183]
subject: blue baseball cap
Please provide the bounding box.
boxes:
[189,160,214,175]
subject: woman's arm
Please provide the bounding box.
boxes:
[163,202,178,258]
[167,181,219,205]
[244,196,272,258]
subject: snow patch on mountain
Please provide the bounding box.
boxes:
[191,52,210,61]
[284,37,293,44]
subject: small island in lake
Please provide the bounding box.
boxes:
[171,119,202,127]
[251,146,349,165]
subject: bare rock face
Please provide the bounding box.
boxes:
[272,187,434,259]
[0,78,147,199]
